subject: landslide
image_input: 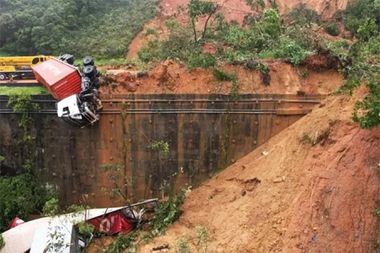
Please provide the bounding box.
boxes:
[139,87,380,253]
[127,0,348,58]
[100,59,343,95]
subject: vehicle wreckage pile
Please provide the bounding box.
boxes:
[1,199,158,252]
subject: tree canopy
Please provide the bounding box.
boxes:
[0,0,158,57]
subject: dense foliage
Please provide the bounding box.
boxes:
[0,0,158,57]
[138,6,313,68]
[337,0,380,128]
[0,173,55,232]
[151,190,186,235]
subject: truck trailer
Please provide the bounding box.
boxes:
[32,54,102,127]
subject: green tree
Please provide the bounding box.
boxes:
[188,0,219,42]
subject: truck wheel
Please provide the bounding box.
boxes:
[0,73,7,80]
[83,65,96,80]
[83,56,94,66]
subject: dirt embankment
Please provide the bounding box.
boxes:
[127,0,348,58]
[277,0,348,19]
[100,59,342,95]
[138,88,380,253]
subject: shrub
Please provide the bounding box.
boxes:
[283,25,316,50]
[77,222,95,237]
[324,22,340,36]
[196,226,209,253]
[274,38,311,65]
[106,233,137,253]
[213,68,236,81]
[261,8,281,39]
[224,24,257,50]
[187,53,216,69]
[357,18,378,41]
[42,198,60,216]
[138,40,161,63]
[151,190,186,235]
[149,140,170,158]
[176,237,190,253]
[222,49,257,63]
[344,0,380,35]
[0,173,55,232]
[353,81,380,128]
[286,3,320,25]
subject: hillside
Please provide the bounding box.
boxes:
[101,59,343,94]
[0,0,379,252]
[139,87,380,253]
[127,0,349,58]
[0,0,158,57]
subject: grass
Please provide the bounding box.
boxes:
[0,86,47,96]
[74,57,130,67]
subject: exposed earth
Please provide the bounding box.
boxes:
[136,87,380,253]
[88,0,379,252]
[100,59,342,95]
[127,0,349,59]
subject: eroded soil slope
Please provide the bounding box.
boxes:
[128,0,348,58]
[101,60,342,95]
[158,0,348,19]
[140,89,380,253]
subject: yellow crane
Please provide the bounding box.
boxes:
[0,55,51,80]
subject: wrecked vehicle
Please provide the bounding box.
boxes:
[0,199,158,253]
[32,55,102,127]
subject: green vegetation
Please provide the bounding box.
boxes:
[42,197,60,216]
[212,68,236,82]
[151,190,186,235]
[138,0,380,128]
[0,91,55,233]
[77,222,95,237]
[324,22,340,36]
[0,173,55,232]
[0,234,4,249]
[176,237,190,253]
[374,207,380,217]
[149,140,170,158]
[7,93,40,133]
[343,0,380,38]
[99,163,129,201]
[0,234,4,250]
[187,53,216,69]
[334,0,380,128]
[139,7,313,70]
[99,190,187,251]
[106,233,137,253]
[0,87,47,96]
[188,0,218,42]
[285,3,320,26]
[196,226,209,253]
[0,0,158,58]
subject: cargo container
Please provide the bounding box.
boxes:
[32,58,81,100]
[31,55,101,127]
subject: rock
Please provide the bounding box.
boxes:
[273,177,285,183]
[126,83,137,92]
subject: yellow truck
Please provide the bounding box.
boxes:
[0,55,50,80]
